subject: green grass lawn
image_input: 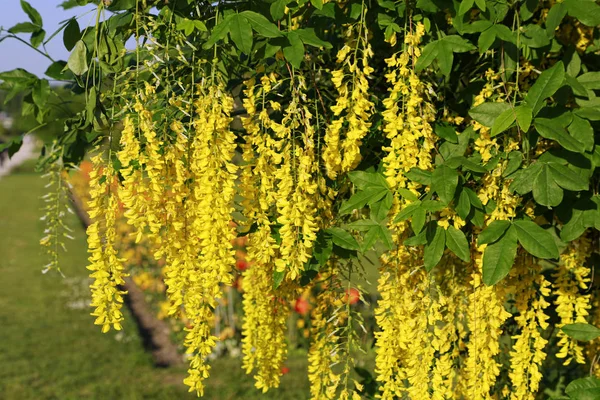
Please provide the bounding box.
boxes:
[0,167,309,400]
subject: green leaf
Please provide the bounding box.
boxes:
[458,0,474,16]
[270,0,291,20]
[405,168,432,185]
[491,107,516,137]
[561,209,587,242]
[459,157,487,173]
[0,136,23,157]
[525,61,565,115]
[296,28,332,49]
[67,40,88,76]
[533,165,564,207]
[326,228,360,251]
[313,3,336,18]
[478,29,496,53]
[520,24,551,48]
[536,118,585,153]
[346,219,378,231]
[32,79,49,108]
[565,377,600,400]
[478,220,511,245]
[411,207,426,234]
[241,11,282,38]
[482,226,518,285]
[566,49,582,77]
[469,102,512,128]
[442,35,476,52]
[567,75,590,97]
[348,171,388,190]
[8,22,38,33]
[509,163,543,194]
[311,0,323,10]
[414,41,439,72]
[404,230,427,246]
[203,15,232,49]
[578,72,600,90]
[30,29,45,48]
[437,41,454,76]
[435,123,458,144]
[446,226,470,262]
[432,165,459,204]
[569,115,595,152]
[565,0,600,27]
[456,189,471,220]
[546,2,567,35]
[474,0,486,11]
[361,227,380,252]
[44,61,69,80]
[503,151,523,177]
[370,191,393,222]
[562,323,600,341]
[515,104,533,132]
[548,162,589,191]
[393,201,421,223]
[493,25,515,43]
[513,219,559,259]
[339,188,387,215]
[230,14,253,54]
[21,0,42,26]
[424,223,446,271]
[373,224,394,251]
[283,31,305,69]
[63,18,81,51]
[273,270,285,289]
[312,231,333,266]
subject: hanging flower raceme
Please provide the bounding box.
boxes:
[307,265,343,399]
[375,21,442,399]
[135,85,165,239]
[117,115,148,243]
[86,153,128,333]
[40,147,75,275]
[382,22,434,192]
[239,75,290,391]
[322,3,374,179]
[553,234,593,365]
[240,223,288,392]
[270,74,319,281]
[507,253,551,400]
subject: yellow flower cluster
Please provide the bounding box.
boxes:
[117,115,148,243]
[323,6,374,179]
[135,93,165,239]
[86,153,128,333]
[180,82,239,395]
[553,234,592,365]
[464,246,511,399]
[271,75,319,280]
[473,69,502,163]
[507,254,551,400]
[240,225,288,392]
[307,267,342,399]
[382,22,434,192]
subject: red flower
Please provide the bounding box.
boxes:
[344,288,360,305]
[294,297,310,316]
[236,259,248,271]
[281,366,290,375]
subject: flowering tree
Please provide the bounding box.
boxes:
[2,0,600,398]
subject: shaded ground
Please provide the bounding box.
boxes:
[0,166,309,400]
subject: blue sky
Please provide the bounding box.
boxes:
[1,1,97,77]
